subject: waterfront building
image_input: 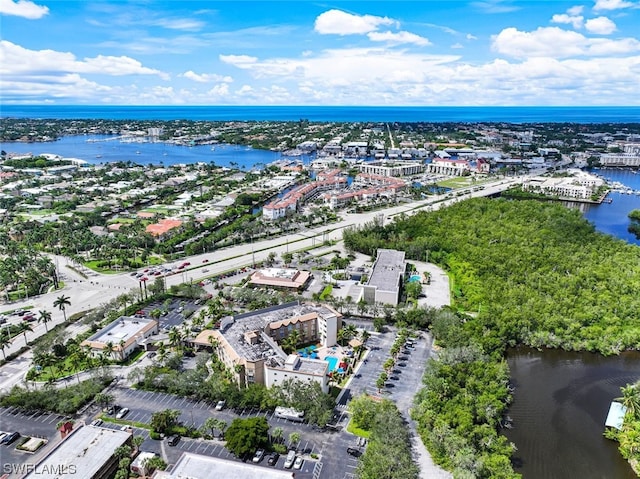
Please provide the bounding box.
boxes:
[358,161,424,177]
[360,249,406,306]
[262,171,346,220]
[24,425,131,479]
[190,302,340,390]
[521,170,605,200]
[600,143,640,167]
[81,316,158,361]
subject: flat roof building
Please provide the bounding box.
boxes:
[361,249,406,306]
[153,452,296,479]
[23,425,131,479]
[81,316,158,361]
[248,268,311,291]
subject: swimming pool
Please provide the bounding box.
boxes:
[325,356,339,372]
[408,274,422,283]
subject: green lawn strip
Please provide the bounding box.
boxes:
[100,415,150,430]
[346,420,371,438]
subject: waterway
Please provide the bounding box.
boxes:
[504,169,640,479]
[505,348,639,479]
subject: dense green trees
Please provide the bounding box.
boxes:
[344,198,640,355]
[343,197,640,477]
[351,397,419,479]
[224,416,270,458]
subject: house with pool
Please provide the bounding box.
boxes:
[190,301,341,392]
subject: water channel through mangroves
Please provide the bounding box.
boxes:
[505,347,640,478]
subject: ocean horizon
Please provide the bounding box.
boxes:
[1,105,639,123]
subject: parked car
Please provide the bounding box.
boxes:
[284,450,296,469]
[1,432,20,445]
[347,447,362,457]
[215,400,226,411]
[293,456,304,470]
[167,434,180,446]
[115,407,129,419]
[91,419,103,427]
[252,448,265,463]
[267,452,280,466]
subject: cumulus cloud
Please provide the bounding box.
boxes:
[0,0,48,19]
[314,9,396,35]
[219,54,258,66]
[585,16,617,34]
[367,30,431,46]
[492,26,640,58]
[593,0,637,10]
[0,41,168,79]
[551,13,584,29]
[182,71,233,83]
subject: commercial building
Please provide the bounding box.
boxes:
[153,452,295,479]
[248,268,311,291]
[360,249,406,306]
[521,170,605,200]
[190,302,340,391]
[81,316,158,361]
[600,143,640,167]
[23,425,131,479]
[427,158,471,176]
[358,161,424,177]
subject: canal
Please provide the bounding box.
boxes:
[505,347,639,478]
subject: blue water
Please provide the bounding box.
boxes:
[2,105,639,123]
[409,275,422,283]
[580,169,640,246]
[325,356,339,372]
[0,134,280,169]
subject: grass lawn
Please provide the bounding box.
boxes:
[107,218,135,224]
[346,420,371,438]
[436,177,475,188]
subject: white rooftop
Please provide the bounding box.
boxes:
[153,452,295,479]
[24,425,130,479]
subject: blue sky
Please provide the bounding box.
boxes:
[1,0,639,106]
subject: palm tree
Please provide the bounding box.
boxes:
[360,329,371,345]
[0,330,13,359]
[288,432,301,450]
[53,295,71,322]
[271,426,284,444]
[16,322,33,346]
[103,341,115,361]
[38,309,52,332]
[617,384,640,419]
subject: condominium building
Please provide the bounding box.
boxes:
[81,316,157,361]
[191,302,340,390]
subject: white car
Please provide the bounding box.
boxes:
[293,456,304,470]
[116,407,130,419]
[215,400,226,411]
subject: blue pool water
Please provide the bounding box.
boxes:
[325,356,339,372]
[409,274,422,282]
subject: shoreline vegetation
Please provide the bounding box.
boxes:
[343,198,640,477]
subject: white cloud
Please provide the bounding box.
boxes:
[152,18,205,31]
[466,33,478,40]
[314,9,396,35]
[219,54,258,66]
[585,16,617,34]
[492,26,640,58]
[568,5,585,15]
[0,0,48,19]
[367,30,431,46]
[551,13,584,29]
[593,0,637,10]
[471,1,521,13]
[0,41,168,78]
[451,43,464,49]
[182,71,233,83]
[207,83,230,97]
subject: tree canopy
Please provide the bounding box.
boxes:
[224,416,270,459]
